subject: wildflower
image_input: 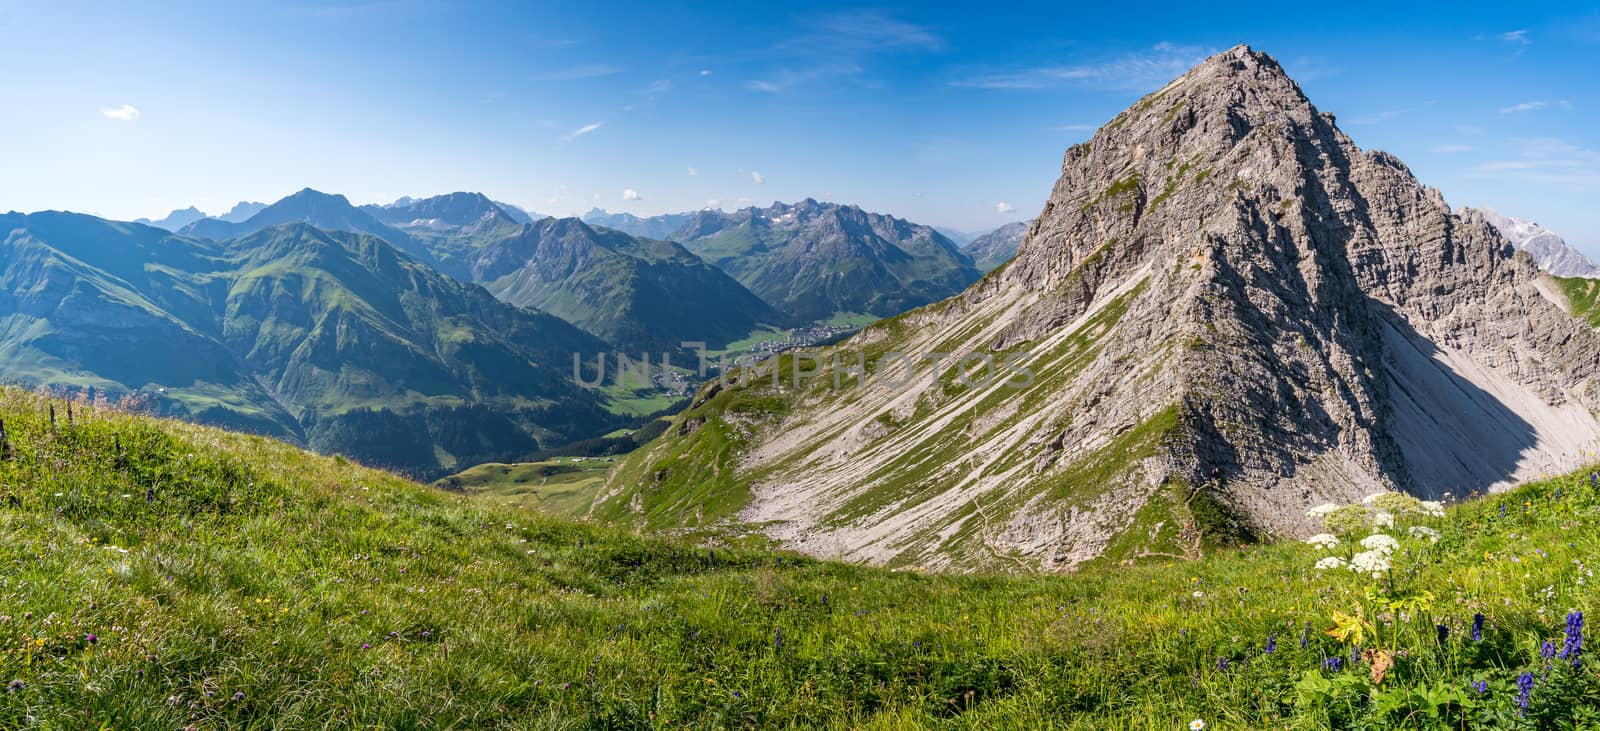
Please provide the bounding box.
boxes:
[1348,549,1391,577]
[1419,500,1445,517]
[1541,640,1556,660]
[1407,526,1441,543]
[1314,556,1347,571]
[1360,533,1399,554]
[1301,621,1311,649]
[1371,511,1395,528]
[1560,610,1584,665]
[1472,680,1488,695]
[1216,657,1229,671]
[1361,492,1390,505]
[1437,624,1449,643]
[1304,533,1339,550]
[85,634,97,645]
[5,680,21,693]
[1193,590,1204,598]
[1266,634,1277,654]
[1323,656,1343,671]
[1516,672,1534,713]
[1500,503,1507,517]
[361,643,371,650]
[1305,503,1339,519]
[1472,613,1485,642]
[1190,720,1206,731]
[232,692,245,701]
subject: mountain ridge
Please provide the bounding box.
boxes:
[595,45,1600,571]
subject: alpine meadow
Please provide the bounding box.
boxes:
[5,3,1600,729]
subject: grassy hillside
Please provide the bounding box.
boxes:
[433,457,613,517]
[4,386,1600,728]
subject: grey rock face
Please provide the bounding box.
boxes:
[603,45,1600,571]
[1478,209,1599,278]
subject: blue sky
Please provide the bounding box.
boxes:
[2,1,1598,249]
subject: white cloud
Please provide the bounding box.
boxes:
[1500,29,1532,45]
[1055,123,1098,132]
[750,171,765,184]
[995,202,1015,214]
[563,122,604,141]
[805,10,943,52]
[687,166,699,176]
[706,198,721,207]
[950,43,1212,91]
[100,104,141,121]
[1500,101,1549,114]
[623,188,643,201]
[646,79,672,95]
[1431,144,1474,153]
[699,69,712,76]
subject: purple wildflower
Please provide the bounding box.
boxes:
[85,634,97,645]
[1300,621,1311,649]
[1351,645,1361,667]
[361,643,371,650]
[1517,672,1534,713]
[1323,656,1342,671]
[5,680,22,693]
[1437,624,1449,643]
[1472,680,1488,695]
[1472,613,1485,642]
[1266,634,1277,655]
[1501,503,1507,517]
[1542,640,1557,660]
[1560,611,1584,665]
[1217,657,1229,671]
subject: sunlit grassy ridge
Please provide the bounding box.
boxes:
[3,386,1600,729]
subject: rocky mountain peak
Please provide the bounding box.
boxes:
[601,45,1600,572]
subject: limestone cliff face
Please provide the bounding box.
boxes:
[599,46,1600,571]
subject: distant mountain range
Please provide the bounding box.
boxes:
[582,208,696,240]
[963,220,1031,272]
[1479,209,1599,278]
[670,199,981,322]
[134,206,207,231]
[0,211,619,476]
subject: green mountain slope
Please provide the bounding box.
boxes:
[362,192,527,279]
[0,213,621,476]
[963,220,1031,272]
[672,199,981,322]
[468,217,790,354]
[4,387,1600,728]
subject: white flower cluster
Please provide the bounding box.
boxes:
[1419,500,1445,517]
[1305,503,1339,518]
[1304,533,1340,550]
[1360,533,1400,552]
[1314,556,1348,570]
[1349,548,1393,577]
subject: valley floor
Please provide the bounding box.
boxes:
[2,387,1598,728]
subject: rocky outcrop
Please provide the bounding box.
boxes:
[599,46,1600,571]
[1478,209,1599,278]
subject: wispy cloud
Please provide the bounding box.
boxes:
[1055,123,1098,132]
[1500,29,1532,45]
[995,202,1015,214]
[687,166,698,176]
[645,79,672,95]
[100,104,141,121]
[1431,144,1474,153]
[750,171,765,185]
[1473,137,1600,187]
[563,122,604,141]
[1500,100,1549,114]
[623,188,643,201]
[949,42,1213,92]
[699,69,712,76]
[531,64,624,82]
[1347,108,1416,125]
[798,10,943,53]
[745,63,862,93]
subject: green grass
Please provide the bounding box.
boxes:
[1556,275,1600,327]
[433,458,613,518]
[6,386,1600,728]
